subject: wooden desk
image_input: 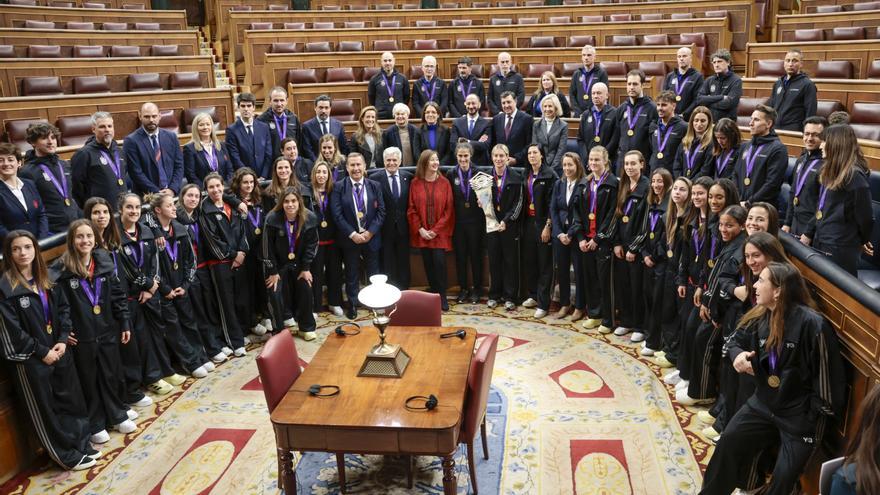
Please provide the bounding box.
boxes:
[270,326,476,495]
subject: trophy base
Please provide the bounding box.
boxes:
[358,344,411,378]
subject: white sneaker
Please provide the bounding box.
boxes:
[613,326,631,336]
[630,332,645,343]
[675,388,712,406]
[221,346,233,356]
[251,323,268,336]
[126,409,138,421]
[233,347,247,357]
[243,336,251,345]
[697,410,716,424]
[260,318,273,330]
[129,395,153,408]
[487,299,498,309]
[300,331,317,341]
[313,313,318,321]
[597,325,612,334]
[663,370,681,385]
[522,298,538,308]
[329,306,344,317]
[504,301,516,311]
[191,366,208,378]
[90,430,110,444]
[72,456,97,471]
[533,308,547,318]
[283,318,297,328]
[639,346,655,356]
[202,361,215,372]
[114,419,137,434]
[211,352,228,363]
[675,379,690,391]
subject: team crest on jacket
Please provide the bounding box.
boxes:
[99,155,108,165]
[124,246,132,255]
[710,85,717,92]
[19,297,30,309]
[269,122,276,129]
[215,213,224,221]
[70,279,79,289]
[43,173,52,182]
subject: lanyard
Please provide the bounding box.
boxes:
[715,149,734,176]
[580,68,595,98]
[37,162,71,204]
[684,142,702,175]
[793,159,820,199]
[422,78,437,101]
[655,121,674,156]
[743,144,766,184]
[202,146,218,172]
[457,166,472,199]
[381,72,396,99]
[273,113,287,140]
[247,206,262,230]
[589,171,609,214]
[457,78,474,99]
[493,167,508,205]
[626,105,644,134]
[98,149,124,184]
[285,219,298,259]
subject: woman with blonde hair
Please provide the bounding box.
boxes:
[348,105,383,168]
[532,93,569,174]
[529,71,571,118]
[314,134,347,182]
[183,113,233,184]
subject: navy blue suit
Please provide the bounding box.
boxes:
[449,116,492,166]
[329,177,385,307]
[0,178,49,242]
[301,117,348,163]
[492,110,533,167]
[369,168,413,289]
[183,142,234,185]
[224,119,273,179]
[123,127,184,194]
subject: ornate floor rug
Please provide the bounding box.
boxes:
[2,302,712,495]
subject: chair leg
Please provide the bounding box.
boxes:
[407,455,414,488]
[480,417,489,460]
[466,441,479,495]
[336,452,346,494]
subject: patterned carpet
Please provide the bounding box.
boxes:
[2,302,712,495]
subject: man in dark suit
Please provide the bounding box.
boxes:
[257,86,303,160]
[301,94,349,163]
[71,111,128,208]
[449,94,492,166]
[330,152,386,319]
[124,102,184,195]
[492,91,533,168]
[224,92,273,179]
[368,147,412,290]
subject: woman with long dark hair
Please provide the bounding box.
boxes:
[549,152,587,320]
[309,161,344,316]
[414,102,452,165]
[446,143,486,304]
[520,144,558,318]
[231,167,273,334]
[639,167,673,355]
[707,118,741,180]
[831,385,880,494]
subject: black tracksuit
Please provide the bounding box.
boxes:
[639,199,678,353]
[706,146,741,181]
[577,104,619,165]
[662,68,704,120]
[257,109,304,160]
[672,139,713,179]
[613,176,650,331]
[521,166,558,311]
[695,70,743,123]
[447,166,486,296]
[70,136,128,208]
[733,132,789,206]
[676,214,714,380]
[21,151,82,233]
[233,196,272,331]
[550,178,588,310]
[411,76,449,117]
[488,70,525,115]
[262,209,319,332]
[368,69,410,119]
[448,74,486,118]
[616,96,658,172]
[766,72,817,132]
[310,188,344,309]
[648,116,688,173]
[782,149,822,237]
[568,65,609,117]
[488,167,524,303]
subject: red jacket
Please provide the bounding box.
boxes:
[407,175,454,250]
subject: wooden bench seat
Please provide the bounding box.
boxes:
[746,40,880,79]
[801,0,876,13]
[0,27,200,57]
[0,4,185,31]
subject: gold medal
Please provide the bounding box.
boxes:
[649,232,655,240]
[529,203,535,212]
[64,198,71,206]
[464,202,470,208]
[667,249,674,258]
[816,210,823,220]
[46,323,52,334]
[708,259,715,268]
[694,255,699,263]
[357,211,364,219]
[583,94,589,100]
[288,252,295,260]
[627,129,634,137]
[593,136,601,143]
[93,305,101,315]
[254,227,262,235]
[656,152,664,159]
[743,177,751,186]
[388,97,394,102]
[588,213,596,220]
[173,262,179,270]
[117,178,124,186]
[496,205,501,211]
[793,197,799,206]
[767,375,780,388]
[321,220,328,228]
[675,95,681,102]
[622,215,629,223]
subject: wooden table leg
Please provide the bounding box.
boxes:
[279,448,296,494]
[442,454,456,495]
[336,452,347,494]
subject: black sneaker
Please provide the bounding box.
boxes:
[456,289,469,304]
[469,290,481,304]
[345,305,358,320]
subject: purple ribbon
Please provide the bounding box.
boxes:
[817,184,829,217]
[422,78,437,102]
[709,234,718,261]
[493,167,508,205]
[580,68,595,97]
[353,182,366,217]
[649,210,661,232]
[315,192,329,220]
[202,147,218,172]
[623,197,636,217]
[190,223,199,247]
[769,347,779,375]
[38,163,71,204]
[592,107,603,139]
[80,275,102,308]
[457,78,474,99]
[457,167,472,200]
[527,172,537,205]
[715,149,734,176]
[247,207,262,231]
[674,72,690,97]
[273,113,287,140]
[793,159,820,200]
[167,238,179,266]
[127,240,144,268]
[35,285,51,330]
[589,171,609,215]
[692,228,705,257]
[285,219,298,258]
[381,72,396,99]
[743,144,766,184]
[626,105,644,134]
[98,149,123,183]
[655,122,674,156]
[332,168,340,182]
[684,143,703,175]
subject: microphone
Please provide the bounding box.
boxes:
[440,329,467,340]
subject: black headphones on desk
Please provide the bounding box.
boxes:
[308,384,340,397]
[334,322,361,337]
[405,394,439,411]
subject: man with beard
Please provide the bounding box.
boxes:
[124,102,184,195]
[71,111,129,208]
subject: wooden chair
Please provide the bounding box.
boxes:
[389,290,441,326]
[460,333,499,495]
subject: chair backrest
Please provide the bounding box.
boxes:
[561,62,581,77]
[853,1,880,10]
[110,45,141,57]
[869,59,880,79]
[284,22,305,30]
[530,36,555,48]
[388,290,442,326]
[794,28,825,42]
[379,20,400,28]
[271,42,300,54]
[640,13,662,21]
[339,41,363,52]
[158,109,179,134]
[312,22,334,29]
[67,22,95,30]
[490,18,512,25]
[0,45,14,58]
[170,72,203,89]
[413,39,438,50]
[549,16,570,24]
[305,41,332,53]
[415,20,437,27]
[134,22,159,30]
[24,20,55,29]
[128,72,162,91]
[373,40,399,51]
[815,60,854,79]
[638,61,667,77]
[600,61,627,76]
[151,45,179,56]
[460,334,499,440]
[57,115,94,146]
[344,21,365,28]
[609,13,632,21]
[268,3,289,9]
[101,22,128,31]
[671,12,694,19]
[518,17,539,24]
[527,63,555,77]
[256,332,302,412]
[484,38,510,49]
[6,119,47,148]
[816,100,845,119]
[737,97,769,127]
[287,68,319,84]
[21,76,64,96]
[73,75,110,94]
[851,102,880,124]
[641,34,669,46]
[362,66,380,81]
[819,456,845,495]
[609,35,637,47]
[830,27,866,41]
[755,59,784,78]
[183,106,217,132]
[409,65,424,79]
[250,22,274,30]
[326,67,355,83]
[567,35,595,47]
[580,15,603,22]
[27,45,62,58]
[330,99,356,122]
[815,4,842,12]
[455,39,480,49]
[452,19,473,26]
[73,45,105,57]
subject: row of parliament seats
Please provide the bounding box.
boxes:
[738,97,880,141]
[16,72,206,97]
[790,26,880,41]
[306,0,708,9]
[753,58,880,80]
[7,0,144,7]
[814,1,880,12]
[0,44,185,58]
[13,20,177,30]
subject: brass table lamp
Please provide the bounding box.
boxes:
[356,275,411,378]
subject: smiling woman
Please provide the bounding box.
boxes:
[0,143,48,243]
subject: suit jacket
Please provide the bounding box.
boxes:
[329,176,385,251]
[368,168,412,240]
[183,141,234,184]
[257,108,303,160]
[532,118,569,174]
[0,178,48,241]
[224,118,273,179]
[124,127,184,194]
[492,110,533,167]
[381,124,420,166]
[301,117,348,162]
[549,177,587,238]
[449,115,492,166]
[413,124,452,165]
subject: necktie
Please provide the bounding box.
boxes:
[391,174,399,199]
[321,120,328,136]
[150,134,161,165]
[505,115,512,139]
[468,118,475,137]
[245,125,252,136]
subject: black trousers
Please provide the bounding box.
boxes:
[522,217,553,310]
[169,291,209,366]
[644,260,679,351]
[11,356,92,469]
[159,297,207,372]
[341,244,380,307]
[582,243,614,326]
[190,269,226,356]
[686,319,723,399]
[614,255,645,330]
[487,228,519,302]
[676,287,699,380]
[381,231,411,290]
[120,297,163,401]
[269,267,316,332]
[701,401,820,495]
[311,241,344,309]
[453,221,484,294]
[234,245,268,331]
[206,262,246,348]
[73,340,128,434]
[554,238,585,310]
[812,240,860,277]
[420,248,448,299]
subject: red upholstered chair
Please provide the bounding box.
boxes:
[128,73,162,91]
[325,67,356,83]
[56,115,94,146]
[456,39,481,49]
[24,20,55,29]
[452,19,473,26]
[737,97,768,127]
[830,27,866,41]
[815,60,854,79]
[287,69,319,84]
[850,103,880,140]
[609,13,632,22]
[362,67,381,81]
[641,34,669,46]
[518,17,539,24]
[0,45,15,58]
[305,41,332,52]
[73,45,105,57]
[600,61,627,76]
[268,3,289,9]
[283,23,305,30]
[639,13,662,21]
[679,32,708,66]
[563,0,582,4]
[82,1,106,7]
[73,75,111,94]
[549,16,570,24]
[609,35,637,47]
[338,41,363,52]
[169,72,203,89]
[580,15,603,23]
[373,40,399,51]
[249,22,274,30]
[101,22,128,30]
[379,20,400,28]
[529,36,556,48]
[671,12,694,19]
[27,45,62,58]
[312,22,334,29]
[330,99,356,123]
[344,21,365,28]
[527,63,556,77]
[134,22,159,30]
[415,20,437,27]
[491,18,512,25]
[150,45,179,56]
[413,39,439,50]
[496,0,516,6]
[459,333,500,495]
[561,62,581,77]
[567,35,595,47]
[375,3,394,9]
[816,100,845,119]
[815,5,842,12]
[869,59,880,79]
[484,38,510,49]
[271,42,300,54]
[66,22,95,30]
[388,290,442,327]
[410,65,424,79]
[21,76,64,96]
[638,61,667,77]
[754,59,784,78]
[5,119,46,149]
[158,110,180,134]
[470,64,484,77]
[794,29,824,42]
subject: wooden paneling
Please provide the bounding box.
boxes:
[776,10,880,42]
[745,40,880,79]
[0,28,200,58]
[0,4,185,30]
[242,19,726,97]
[25,0,149,8]
[801,0,873,14]
[0,56,215,98]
